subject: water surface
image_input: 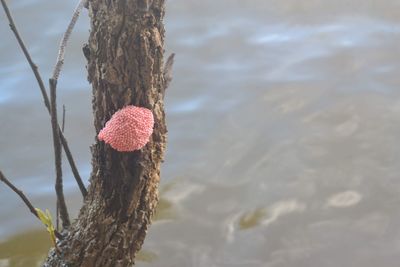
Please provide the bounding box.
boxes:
[1,0,400,266]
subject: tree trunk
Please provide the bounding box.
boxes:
[44,0,167,266]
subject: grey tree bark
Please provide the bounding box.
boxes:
[44,0,167,266]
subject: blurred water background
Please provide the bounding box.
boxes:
[1,0,400,266]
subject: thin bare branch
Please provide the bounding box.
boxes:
[50,79,70,228]
[0,170,64,240]
[0,170,38,218]
[56,202,60,231]
[60,133,88,197]
[52,0,86,80]
[0,0,50,110]
[1,0,87,198]
[57,105,65,231]
[62,105,66,132]
[162,52,175,97]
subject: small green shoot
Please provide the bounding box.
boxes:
[35,208,57,249]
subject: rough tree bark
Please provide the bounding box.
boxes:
[44,0,167,266]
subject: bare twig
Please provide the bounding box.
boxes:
[50,79,70,228]
[60,133,87,197]
[1,0,87,198]
[0,170,38,218]
[56,202,60,231]
[58,105,65,231]
[0,0,50,110]
[52,0,89,195]
[0,170,64,239]
[62,105,66,132]
[162,53,175,98]
[52,0,86,80]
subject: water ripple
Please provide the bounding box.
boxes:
[327,190,362,208]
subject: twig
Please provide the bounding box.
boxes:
[0,170,38,218]
[162,53,175,98]
[0,0,50,110]
[57,105,66,231]
[52,0,86,80]
[1,0,87,198]
[50,79,70,228]
[56,201,60,231]
[62,105,66,132]
[0,170,64,240]
[60,133,87,197]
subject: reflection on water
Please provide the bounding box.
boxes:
[327,190,362,208]
[0,229,49,267]
[1,0,400,266]
[239,208,267,230]
[0,190,177,267]
[0,230,159,266]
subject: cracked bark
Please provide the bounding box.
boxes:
[43,0,167,266]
